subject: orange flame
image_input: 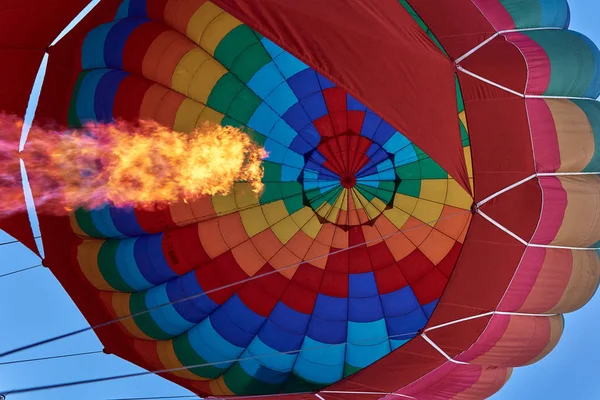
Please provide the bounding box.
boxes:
[0,113,267,216]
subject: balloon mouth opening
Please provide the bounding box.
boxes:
[340,175,357,189]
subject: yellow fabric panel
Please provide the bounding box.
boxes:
[371,197,388,212]
[173,98,206,133]
[211,191,237,215]
[196,106,224,125]
[77,240,113,291]
[271,215,299,244]
[394,193,418,214]
[463,146,473,179]
[382,206,410,229]
[331,193,346,217]
[234,183,260,209]
[291,206,314,227]
[157,341,207,380]
[459,111,468,132]
[188,58,227,104]
[111,293,151,339]
[69,212,88,237]
[412,198,444,226]
[316,201,333,222]
[187,2,224,45]
[239,207,269,237]
[301,214,322,239]
[262,200,289,226]
[171,48,211,96]
[340,188,349,211]
[200,12,243,55]
[420,179,448,203]
[526,316,564,366]
[446,179,473,210]
[549,249,600,314]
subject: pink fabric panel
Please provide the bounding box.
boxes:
[531,177,568,245]
[471,0,515,31]
[527,99,562,172]
[497,247,546,311]
[504,32,551,95]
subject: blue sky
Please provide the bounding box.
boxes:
[1,2,600,399]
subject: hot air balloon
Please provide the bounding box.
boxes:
[1,0,600,399]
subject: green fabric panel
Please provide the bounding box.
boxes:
[68,72,88,128]
[356,185,375,202]
[74,208,105,238]
[248,129,267,147]
[398,0,427,31]
[526,30,598,97]
[460,120,470,146]
[420,158,448,179]
[283,194,304,214]
[230,42,272,83]
[573,99,600,172]
[281,373,328,393]
[500,0,542,29]
[223,362,280,395]
[129,292,171,340]
[343,363,362,378]
[414,146,429,161]
[397,180,421,197]
[207,73,243,113]
[214,25,260,70]
[326,186,343,206]
[260,182,282,204]
[172,334,224,379]
[228,86,262,124]
[221,115,243,128]
[396,162,421,179]
[98,240,134,292]
[262,162,282,182]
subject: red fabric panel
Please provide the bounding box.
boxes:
[212,0,470,191]
[427,315,492,358]
[327,335,445,394]
[460,35,528,94]
[427,214,526,327]
[0,0,90,48]
[479,179,542,242]
[458,72,535,201]
[0,49,44,255]
[34,0,121,126]
[406,0,497,59]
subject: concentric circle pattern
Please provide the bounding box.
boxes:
[59,0,472,396]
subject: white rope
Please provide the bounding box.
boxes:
[320,390,415,399]
[420,333,469,365]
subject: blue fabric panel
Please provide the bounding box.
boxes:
[133,233,176,285]
[346,341,390,368]
[299,124,321,147]
[146,284,195,336]
[269,119,297,147]
[247,337,296,371]
[299,337,345,366]
[260,37,285,59]
[356,163,379,179]
[287,69,321,99]
[304,160,326,173]
[540,0,569,28]
[248,102,279,135]
[265,83,298,115]
[391,338,410,350]
[356,179,379,189]
[281,165,302,182]
[301,92,328,120]
[360,112,382,139]
[579,33,600,98]
[422,299,439,318]
[269,302,311,335]
[188,318,243,367]
[349,272,379,298]
[82,23,113,69]
[348,297,384,322]
[346,319,388,345]
[258,319,304,352]
[381,286,421,317]
[221,294,266,335]
[317,73,336,89]
[306,315,347,344]
[383,132,411,154]
[94,69,127,123]
[394,146,418,166]
[76,69,107,123]
[283,102,311,131]
[248,62,285,99]
[283,150,305,170]
[347,94,367,111]
[109,206,146,236]
[115,238,151,291]
[289,135,313,155]
[104,17,148,69]
[90,205,122,238]
[372,121,396,146]
[318,170,339,180]
[264,139,288,164]
[293,356,342,385]
[274,52,309,79]
[238,351,289,384]
[386,308,428,336]
[313,295,347,320]
[309,150,327,165]
[167,271,218,323]
[210,306,256,348]
[128,0,148,17]
[115,0,131,19]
